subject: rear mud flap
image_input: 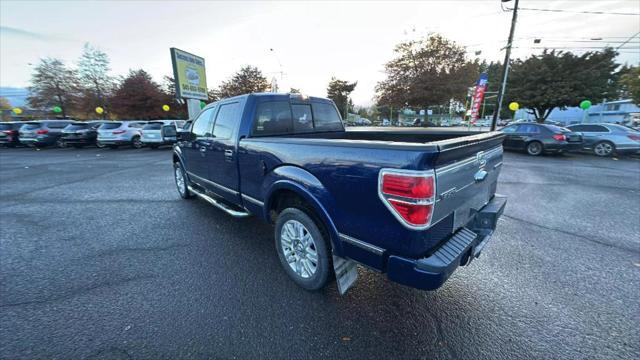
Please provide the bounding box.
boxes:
[333,255,358,295]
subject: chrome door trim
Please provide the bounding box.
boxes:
[241,194,264,207]
[339,233,385,256]
[186,171,239,196]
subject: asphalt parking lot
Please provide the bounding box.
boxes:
[1,146,639,359]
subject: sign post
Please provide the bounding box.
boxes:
[170,48,208,119]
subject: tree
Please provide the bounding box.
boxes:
[506,49,618,122]
[217,65,269,99]
[77,43,114,118]
[109,70,166,119]
[327,77,357,118]
[289,88,301,94]
[375,34,479,109]
[27,58,79,118]
[616,65,640,105]
[0,97,10,110]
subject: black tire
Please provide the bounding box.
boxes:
[593,141,615,157]
[56,139,66,148]
[275,208,331,291]
[173,162,193,199]
[526,141,543,156]
[96,141,106,149]
[131,136,143,149]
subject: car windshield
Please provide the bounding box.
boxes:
[99,122,122,130]
[143,122,163,130]
[65,123,90,130]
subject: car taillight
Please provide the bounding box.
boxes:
[628,134,640,141]
[112,130,126,134]
[2,130,15,134]
[36,129,49,135]
[552,134,566,142]
[379,170,435,229]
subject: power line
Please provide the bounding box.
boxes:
[510,7,640,16]
[616,31,640,50]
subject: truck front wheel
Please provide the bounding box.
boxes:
[275,208,331,291]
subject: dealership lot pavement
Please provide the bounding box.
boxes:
[1,147,639,359]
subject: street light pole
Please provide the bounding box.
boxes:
[492,0,520,131]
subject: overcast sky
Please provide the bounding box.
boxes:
[1,0,638,106]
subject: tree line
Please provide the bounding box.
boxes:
[9,36,639,123]
[18,44,276,120]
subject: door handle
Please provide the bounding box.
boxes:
[199,147,207,153]
[224,150,233,156]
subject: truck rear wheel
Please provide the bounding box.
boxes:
[275,208,331,291]
[174,162,193,199]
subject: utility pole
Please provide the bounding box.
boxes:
[492,0,520,131]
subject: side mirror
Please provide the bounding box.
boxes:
[176,129,193,142]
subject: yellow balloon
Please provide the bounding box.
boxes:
[508,102,519,111]
[12,108,22,115]
[162,104,170,112]
[95,107,104,114]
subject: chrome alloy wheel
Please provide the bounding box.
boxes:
[175,166,186,196]
[594,142,613,156]
[280,220,318,279]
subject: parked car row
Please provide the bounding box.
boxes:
[0,120,187,149]
[499,122,640,157]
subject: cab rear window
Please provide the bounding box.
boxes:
[252,101,343,136]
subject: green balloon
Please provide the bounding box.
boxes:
[200,101,206,109]
[579,100,592,110]
[52,106,62,113]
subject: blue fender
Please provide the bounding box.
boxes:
[262,165,343,256]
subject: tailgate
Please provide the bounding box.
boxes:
[431,132,504,232]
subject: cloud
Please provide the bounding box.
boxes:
[0,26,71,42]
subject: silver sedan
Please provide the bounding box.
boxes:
[566,123,640,157]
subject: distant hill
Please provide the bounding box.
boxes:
[0,87,29,108]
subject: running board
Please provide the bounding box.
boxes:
[188,186,250,218]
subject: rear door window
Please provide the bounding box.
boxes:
[213,102,240,139]
[311,102,343,131]
[516,124,540,133]
[501,125,517,133]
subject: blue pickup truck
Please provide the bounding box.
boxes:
[172,93,507,294]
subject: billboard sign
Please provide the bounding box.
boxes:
[170,48,208,100]
[470,73,488,122]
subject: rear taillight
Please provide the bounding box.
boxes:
[552,134,566,142]
[628,134,640,142]
[379,169,436,229]
[112,130,126,135]
[36,129,49,135]
[2,130,15,134]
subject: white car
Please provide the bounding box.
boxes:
[140,120,185,149]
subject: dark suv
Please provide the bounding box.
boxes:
[59,121,105,148]
[19,120,74,147]
[0,122,24,147]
